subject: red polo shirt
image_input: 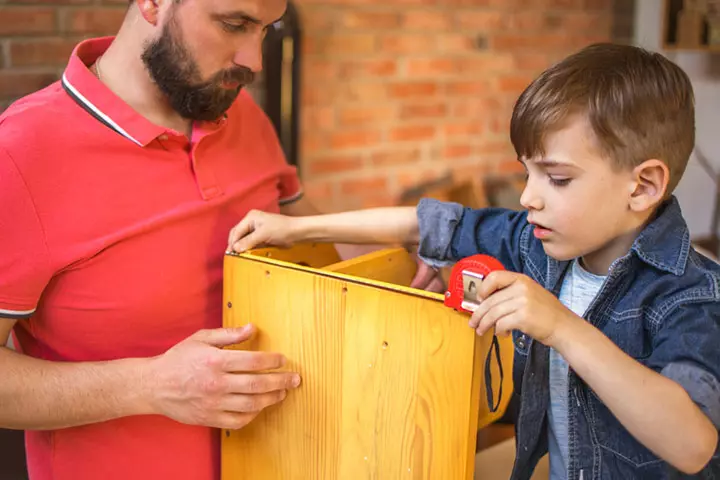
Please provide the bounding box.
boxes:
[0,37,302,480]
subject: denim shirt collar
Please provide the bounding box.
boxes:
[630,195,690,276]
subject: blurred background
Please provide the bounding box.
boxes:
[0,0,718,478]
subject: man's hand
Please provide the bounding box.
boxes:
[469,271,576,344]
[409,259,446,293]
[227,210,298,253]
[146,324,300,430]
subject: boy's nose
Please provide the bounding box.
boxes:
[520,183,544,211]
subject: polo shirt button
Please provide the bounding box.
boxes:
[159,134,168,141]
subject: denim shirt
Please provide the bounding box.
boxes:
[416,196,720,480]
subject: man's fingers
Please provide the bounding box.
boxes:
[219,349,288,372]
[212,411,260,430]
[219,390,289,414]
[193,325,255,347]
[410,262,438,290]
[225,372,301,394]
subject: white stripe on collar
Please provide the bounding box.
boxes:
[62,73,142,147]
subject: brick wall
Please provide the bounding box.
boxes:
[0,0,614,211]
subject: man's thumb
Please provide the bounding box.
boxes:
[194,324,255,347]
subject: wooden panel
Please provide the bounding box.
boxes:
[246,242,341,268]
[221,253,499,480]
[323,248,417,286]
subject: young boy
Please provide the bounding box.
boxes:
[227,43,720,479]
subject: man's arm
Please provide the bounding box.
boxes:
[0,319,299,431]
[553,316,718,474]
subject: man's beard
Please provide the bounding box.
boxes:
[141,14,255,121]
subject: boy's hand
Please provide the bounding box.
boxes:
[470,271,576,346]
[227,210,299,253]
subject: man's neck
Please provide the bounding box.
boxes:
[94,30,192,137]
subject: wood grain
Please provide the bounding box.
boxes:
[222,246,512,479]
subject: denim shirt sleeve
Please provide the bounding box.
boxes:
[416,198,530,272]
[650,302,720,429]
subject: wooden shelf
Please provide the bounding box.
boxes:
[663,0,720,51]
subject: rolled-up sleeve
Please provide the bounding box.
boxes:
[416,198,531,272]
[651,302,720,428]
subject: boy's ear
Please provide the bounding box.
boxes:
[628,159,670,212]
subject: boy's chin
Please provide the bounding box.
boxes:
[541,243,577,262]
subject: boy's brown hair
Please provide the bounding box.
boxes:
[510,43,695,194]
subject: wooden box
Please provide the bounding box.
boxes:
[221,244,513,479]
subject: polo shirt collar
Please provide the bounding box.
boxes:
[61,36,167,147]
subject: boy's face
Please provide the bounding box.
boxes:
[519,116,639,273]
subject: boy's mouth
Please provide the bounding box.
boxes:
[530,221,553,240]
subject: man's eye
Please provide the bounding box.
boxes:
[222,22,248,33]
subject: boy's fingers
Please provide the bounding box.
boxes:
[227,218,254,251]
[232,231,265,253]
[469,288,515,329]
[477,271,520,300]
[476,301,516,336]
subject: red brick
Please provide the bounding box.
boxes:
[445,80,489,96]
[302,59,338,79]
[443,144,475,158]
[406,58,457,76]
[307,155,364,176]
[497,74,534,93]
[62,8,125,34]
[343,82,388,103]
[371,148,422,167]
[444,121,484,137]
[9,38,77,67]
[341,11,400,30]
[498,159,526,174]
[455,11,506,30]
[307,34,376,56]
[440,34,477,53]
[0,7,56,35]
[339,59,397,78]
[480,140,513,155]
[379,34,438,54]
[303,181,335,203]
[338,106,395,126]
[303,10,337,30]
[457,54,515,73]
[301,107,335,131]
[341,177,388,195]
[329,130,382,150]
[0,71,58,98]
[389,125,436,142]
[387,82,438,99]
[400,102,448,119]
[401,11,452,31]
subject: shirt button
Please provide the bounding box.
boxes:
[159,134,169,141]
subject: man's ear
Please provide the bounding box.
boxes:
[628,159,670,212]
[134,0,161,25]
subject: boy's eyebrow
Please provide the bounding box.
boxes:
[519,157,575,168]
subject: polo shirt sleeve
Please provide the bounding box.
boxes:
[255,107,303,207]
[0,147,52,319]
[649,301,720,429]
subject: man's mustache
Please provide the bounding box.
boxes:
[219,66,255,86]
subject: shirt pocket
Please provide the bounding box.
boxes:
[599,309,653,361]
[588,391,665,469]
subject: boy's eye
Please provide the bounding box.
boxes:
[549,176,571,187]
[221,22,249,33]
